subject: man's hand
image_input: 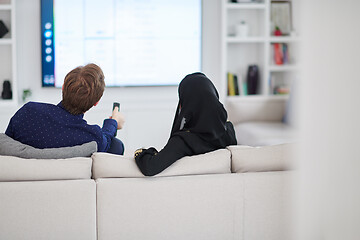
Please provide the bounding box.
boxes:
[111,107,125,130]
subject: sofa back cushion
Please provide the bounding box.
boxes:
[0,133,97,159]
[92,149,231,179]
[228,144,294,173]
[0,155,92,181]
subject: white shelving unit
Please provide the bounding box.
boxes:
[0,0,17,107]
[221,0,300,101]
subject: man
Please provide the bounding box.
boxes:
[5,63,125,154]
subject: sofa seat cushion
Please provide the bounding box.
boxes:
[234,121,296,146]
[0,133,97,159]
[0,155,92,181]
[228,143,294,173]
[92,149,231,179]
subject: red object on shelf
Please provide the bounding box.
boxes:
[274,43,283,65]
[274,26,282,36]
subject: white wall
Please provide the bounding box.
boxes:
[296,0,360,239]
[1,0,221,153]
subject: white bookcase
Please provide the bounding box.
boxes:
[0,0,17,107]
[221,0,300,101]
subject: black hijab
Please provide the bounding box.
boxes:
[170,72,230,147]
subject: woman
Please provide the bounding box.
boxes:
[134,72,237,176]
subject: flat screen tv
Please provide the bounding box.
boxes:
[41,0,202,87]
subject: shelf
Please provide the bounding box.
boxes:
[269,65,299,72]
[0,4,11,10]
[226,3,266,10]
[0,99,17,107]
[0,0,17,107]
[226,94,288,101]
[227,36,265,43]
[221,0,299,102]
[269,36,300,43]
[0,38,12,45]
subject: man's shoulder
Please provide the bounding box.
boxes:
[23,101,55,108]
[20,101,59,112]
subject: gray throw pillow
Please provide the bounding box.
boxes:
[0,133,97,159]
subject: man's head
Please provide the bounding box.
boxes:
[62,63,105,115]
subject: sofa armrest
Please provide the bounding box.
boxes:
[226,96,287,124]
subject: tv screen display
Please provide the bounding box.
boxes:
[41,0,202,87]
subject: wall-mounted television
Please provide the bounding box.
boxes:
[41,0,202,87]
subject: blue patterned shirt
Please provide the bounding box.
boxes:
[5,101,117,152]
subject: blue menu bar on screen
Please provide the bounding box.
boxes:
[41,0,55,87]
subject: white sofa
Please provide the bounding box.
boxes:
[226,96,296,146]
[0,144,294,240]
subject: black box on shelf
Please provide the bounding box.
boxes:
[1,80,12,100]
[0,20,9,38]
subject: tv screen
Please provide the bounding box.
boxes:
[41,0,202,87]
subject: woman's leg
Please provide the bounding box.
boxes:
[107,137,125,155]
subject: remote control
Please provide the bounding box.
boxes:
[113,102,120,111]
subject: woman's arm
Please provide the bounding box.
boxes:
[134,136,192,176]
[225,121,237,145]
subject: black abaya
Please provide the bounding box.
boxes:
[135,73,237,176]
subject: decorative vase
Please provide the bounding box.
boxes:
[246,65,259,95]
[2,80,12,99]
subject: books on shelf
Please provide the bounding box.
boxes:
[273,43,289,65]
[268,73,290,95]
[227,72,236,96]
[273,85,290,95]
[227,72,247,96]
